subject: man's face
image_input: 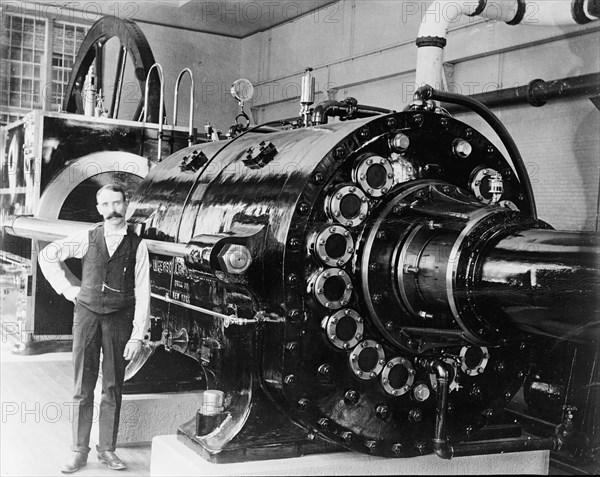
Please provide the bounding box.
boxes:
[96,189,128,227]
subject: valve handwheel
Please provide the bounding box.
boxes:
[62,16,161,122]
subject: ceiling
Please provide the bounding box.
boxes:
[20,0,340,38]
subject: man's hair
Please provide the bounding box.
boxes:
[96,183,127,203]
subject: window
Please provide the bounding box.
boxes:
[0,12,89,126]
[51,22,87,111]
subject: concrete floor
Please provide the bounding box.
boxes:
[1,289,151,477]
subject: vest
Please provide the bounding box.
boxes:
[77,224,142,314]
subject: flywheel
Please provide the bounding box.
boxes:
[62,16,161,122]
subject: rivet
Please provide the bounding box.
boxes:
[288,309,301,323]
[318,364,332,376]
[376,404,390,420]
[408,409,422,423]
[286,341,298,353]
[345,390,359,404]
[298,398,310,411]
[314,172,325,184]
[298,203,310,215]
[284,374,296,386]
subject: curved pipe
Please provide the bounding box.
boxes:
[415,0,599,88]
[173,68,195,147]
[424,357,561,460]
[312,98,393,125]
[423,359,452,459]
[416,84,537,218]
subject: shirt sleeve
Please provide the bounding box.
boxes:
[37,229,90,295]
[130,240,151,342]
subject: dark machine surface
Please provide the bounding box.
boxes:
[120,110,598,465]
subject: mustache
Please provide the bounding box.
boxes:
[106,212,124,219]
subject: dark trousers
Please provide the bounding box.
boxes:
[71,303,133,454]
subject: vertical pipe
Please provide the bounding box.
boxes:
[414,0,599,88]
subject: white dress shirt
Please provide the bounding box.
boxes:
[38,224,151,342]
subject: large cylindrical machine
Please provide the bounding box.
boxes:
[119,108,597,460]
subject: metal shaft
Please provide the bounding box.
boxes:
[477,229,600,341]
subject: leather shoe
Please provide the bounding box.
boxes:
[97,450,127,470]
[61,451,87,474]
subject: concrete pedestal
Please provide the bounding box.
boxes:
[150,434,549,476]
[91,388,201,446]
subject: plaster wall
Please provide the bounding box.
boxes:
[240,0,600,231]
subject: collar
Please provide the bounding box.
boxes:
[103,224,128,237]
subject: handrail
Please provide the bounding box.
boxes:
[173,68,195,147]
[143,63,166,160]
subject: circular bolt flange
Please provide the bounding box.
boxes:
[353,153,395,198]
[313,225,354,266]
[349,340,385,381]
[324,309,364,350]
[325,184,369,227]
[381,356,415,396]
[470,167,502,204]
[460,346,489,376]
[310,268,353,310]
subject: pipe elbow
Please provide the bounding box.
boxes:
[312,100,340,125]
[427,358,450,381]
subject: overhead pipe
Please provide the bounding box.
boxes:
[415,0,599,88]
[458,73,600,109]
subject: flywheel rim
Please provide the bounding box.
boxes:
[62,15,160,122]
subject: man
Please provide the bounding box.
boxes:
[39,183,150,473]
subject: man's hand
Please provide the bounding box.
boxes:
[63,286,81,304]
[123,340,142,361]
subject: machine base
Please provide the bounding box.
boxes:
[152,435,549,476]
[176,389,339,463]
